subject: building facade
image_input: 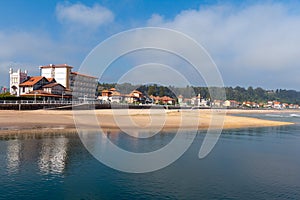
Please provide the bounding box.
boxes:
[9,68,28,96]
[40,64,98,99]
[19,76,49,95]
[70,72,98,99]
[40,64,72,88]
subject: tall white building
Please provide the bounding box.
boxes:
[9,68,28,96]
[40,64,72,88]
[40,64,98,99]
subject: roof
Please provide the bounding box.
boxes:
[162,96,174,101]
[131,90,142,94]
[71,71,97,79]
[111,91,121,96]
[19,76,45,87]
[42,83,65,89]
[46,78,55,82]
[40,64,73,69]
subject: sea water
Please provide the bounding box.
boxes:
[0,113,299,200]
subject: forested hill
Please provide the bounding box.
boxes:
[98,83,300,104]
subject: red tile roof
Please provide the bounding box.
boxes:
[19,76,45,87]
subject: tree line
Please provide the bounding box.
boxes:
[98,83,300,104]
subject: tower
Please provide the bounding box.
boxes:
[9,68,28,96]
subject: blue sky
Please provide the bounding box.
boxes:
[1,0,300,90]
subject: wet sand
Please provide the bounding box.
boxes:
[0,109,296,135]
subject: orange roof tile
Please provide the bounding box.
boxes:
[19,76,45,87]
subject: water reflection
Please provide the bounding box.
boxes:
[38,137,69,175]
[6,140,21,174]
[1,132,71,176]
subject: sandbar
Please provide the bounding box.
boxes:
[0,109,296,135]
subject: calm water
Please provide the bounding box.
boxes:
[0,113,300,200]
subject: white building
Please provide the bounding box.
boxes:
[19,76,49,95]
[40,64,72,88]
[40,64,98,99]
[9,68,28,96]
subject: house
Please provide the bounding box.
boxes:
[125,90,144,104]
[110,91,123,103]
[273,101,282,109]
[161,96,175,105]
[19,76,49,95]
[42,83,66,95]
[99,89,111,102]
[150,95,161,104]
[243,101,259,108]
[223,100,239,108]
[212,100,224,108]
[98,88,124,103]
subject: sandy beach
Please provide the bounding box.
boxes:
[0,109,296,135]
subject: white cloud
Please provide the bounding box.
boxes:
[56,3,114,29]
[147,3,300,89]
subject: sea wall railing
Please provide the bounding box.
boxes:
[0,100,95,105]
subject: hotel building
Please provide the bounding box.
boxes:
[40,64,98,99]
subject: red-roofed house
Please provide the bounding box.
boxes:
[125,90,143,104]
[19,76,49,95]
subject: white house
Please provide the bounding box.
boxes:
[19,76,49,95]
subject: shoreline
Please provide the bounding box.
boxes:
[0,109,297,135]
